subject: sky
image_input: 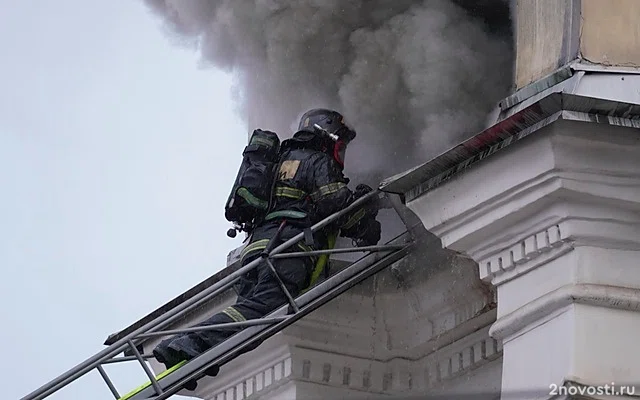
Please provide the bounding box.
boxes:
[0,1,248,399]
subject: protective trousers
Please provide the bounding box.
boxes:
[153,221,313,373]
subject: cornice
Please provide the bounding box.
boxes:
[478,222,574,284]
[490,283,640,341]
[194,308,499,399]
[290,328,502,395]
[382,92,640,203]
[474,207,640,285]
[406,121,640,259]
[194,338,293,399]
[424,169,640,255]
[199,355,294,400]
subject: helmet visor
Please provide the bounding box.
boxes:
[339,117,356,142]
[333,139,347,166]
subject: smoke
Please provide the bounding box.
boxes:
[145,0,513,184]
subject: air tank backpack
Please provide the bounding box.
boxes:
[225,129,281,237]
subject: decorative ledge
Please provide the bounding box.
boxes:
[490,283,640,341]
[479,223,573,284]
[294,333,502,394]
[198,323,502,399]
[425,336,502,387]
[205,356,293,400]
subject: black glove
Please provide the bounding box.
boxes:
[354,183,374,198]
[354,219,381,247]
[354,183,380,217]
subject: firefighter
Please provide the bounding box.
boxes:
[152,108,381,384]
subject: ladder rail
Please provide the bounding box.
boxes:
[130,234,413,400]
[20,189,382,400]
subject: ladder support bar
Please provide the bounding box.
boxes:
[135,316,289,339]
[270,244,405,258]
[96,365,121,399]
[128,340,163,396]
[264,257,300,313]
[101,354,154,365]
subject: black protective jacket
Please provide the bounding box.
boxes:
[240,138,379,261]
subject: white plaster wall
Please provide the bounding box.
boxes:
[499,305,574,395]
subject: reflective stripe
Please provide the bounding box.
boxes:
[310,182,347,202]
[297,242,314,255]
[241,239,270,259]
[118,360,188,399]
[274,186,307,200]
[250,135,276,148]
[222,306,246,322]
[240,230,314,260]
[341,207,366,230]
[265,210,307,220]
[237,187,268,209]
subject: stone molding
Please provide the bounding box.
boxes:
[204,356,293,400]
[195,339,294,400]
[200,325,501,400]
[423,167,640,261]
[286,307,497,364]
[478,223,571,284]
[470,204,640,286]
[294,333,501,394]
[490,283,640,341]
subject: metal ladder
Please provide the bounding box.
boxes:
[20,189,417,400]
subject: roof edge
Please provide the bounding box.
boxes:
[380,92,640,202]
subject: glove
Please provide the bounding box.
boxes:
[354,183,373,199]
[354,183,380,218]
[354,219,381,247]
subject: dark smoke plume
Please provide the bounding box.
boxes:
[145,0,513,184]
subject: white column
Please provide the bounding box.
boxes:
[406,118,640,398]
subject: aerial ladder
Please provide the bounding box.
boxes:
[20,188,419,400]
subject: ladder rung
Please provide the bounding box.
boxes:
[101,354,154,365]
[96,365,121,399]
[128,340,163,396]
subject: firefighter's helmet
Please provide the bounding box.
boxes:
[294,109,356,167]
[297,108,356,143]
